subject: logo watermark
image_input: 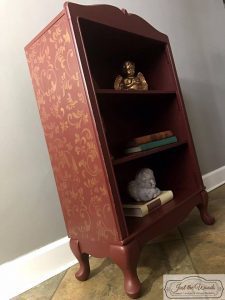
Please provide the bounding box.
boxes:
[164,274,225,299]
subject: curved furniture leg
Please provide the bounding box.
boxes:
[70,239,90,281]
[197,190,215,225]
[110,241,141,299]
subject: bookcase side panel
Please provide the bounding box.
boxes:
[25,14,119,243]
[165,44,205,189]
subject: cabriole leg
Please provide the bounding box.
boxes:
[70,239,90,281]
[197,190,215,225]
[110,241,141,299]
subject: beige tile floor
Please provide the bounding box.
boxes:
[13,185,225,300]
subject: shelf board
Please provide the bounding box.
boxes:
[113,141,187,165]
[124,188,202,244]
[96,89,176,95]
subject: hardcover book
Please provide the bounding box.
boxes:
[125,136,177,154]
[123,190,174,217]
[128,130,173,147]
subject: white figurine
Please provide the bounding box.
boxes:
[128,168,160,202]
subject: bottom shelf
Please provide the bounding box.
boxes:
[124,189,202,244]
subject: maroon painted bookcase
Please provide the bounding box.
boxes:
[25,2,215,298]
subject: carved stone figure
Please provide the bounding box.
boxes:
[128,168,160,202]
[114,61,148,90]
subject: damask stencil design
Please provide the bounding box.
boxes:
[26,14,118,242]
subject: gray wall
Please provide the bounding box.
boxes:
[0,0,225,264]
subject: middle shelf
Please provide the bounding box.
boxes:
[113,141,187,165]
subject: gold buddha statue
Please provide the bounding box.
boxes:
[114,61,148,90]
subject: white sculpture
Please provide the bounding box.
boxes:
[128,168,160,202]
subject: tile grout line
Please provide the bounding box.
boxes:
[177,226,199,274]
[50,268,71,300]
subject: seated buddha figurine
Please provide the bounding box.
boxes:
[114,61,148,90]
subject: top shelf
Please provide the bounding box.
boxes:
[96,89,176,95]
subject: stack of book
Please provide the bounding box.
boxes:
[123,190,174,217]
[125,130,177,154]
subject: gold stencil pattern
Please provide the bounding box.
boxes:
[26,15,118,242]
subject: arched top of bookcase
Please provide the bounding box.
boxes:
[65,2,168,43]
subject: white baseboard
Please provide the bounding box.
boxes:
[0,237,76,300]
[202,165,225,192]
[0,166,224,299]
